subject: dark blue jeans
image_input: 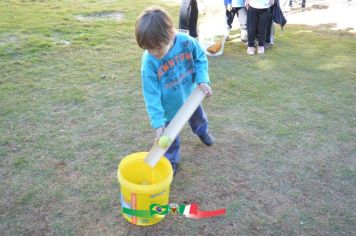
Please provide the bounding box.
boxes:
[164,105,208,164]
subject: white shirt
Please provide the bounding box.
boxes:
[248,0,271,9]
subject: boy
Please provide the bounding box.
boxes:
[135,7,213,176]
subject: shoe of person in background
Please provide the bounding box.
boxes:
[247,47,255,55]
[240,29,248,43]
[257,46,265,54]
[265,43,274,49]
[225,27,231,41]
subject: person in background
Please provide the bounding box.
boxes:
[265,0,287,48]
[289,0,306,8]
[224,0,248,42]
[265,3,275,48]
[245,0,275,55]
[135,7,213,176]
[179,0,206,38]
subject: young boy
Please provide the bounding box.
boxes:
[135,7,213,176]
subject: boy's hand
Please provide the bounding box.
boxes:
[155,127,165,142]
[198,83,212,97]
[226,3,232,11]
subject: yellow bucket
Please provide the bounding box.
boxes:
[117,152,173,226]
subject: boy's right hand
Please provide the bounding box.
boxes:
[155,127,165,142]
[226,4,232,11]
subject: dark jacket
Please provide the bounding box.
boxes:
[272,0,287,29]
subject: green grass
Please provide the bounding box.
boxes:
[1,0,355,235]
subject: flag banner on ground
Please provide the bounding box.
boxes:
[122,203,226,219]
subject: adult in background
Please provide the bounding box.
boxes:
[224,0,248,42]
[179,0,203,38]
[245,0,275,55]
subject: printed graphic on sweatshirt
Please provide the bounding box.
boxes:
[157,52,194,91]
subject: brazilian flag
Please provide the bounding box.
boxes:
[150,204,169,215]
[122,204,170,218]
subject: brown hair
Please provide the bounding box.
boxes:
[135,7,175,50]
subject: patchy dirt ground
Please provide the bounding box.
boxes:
[285,0,356,32]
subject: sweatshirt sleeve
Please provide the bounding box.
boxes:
[191,38,210,85]
[141,60,166,129]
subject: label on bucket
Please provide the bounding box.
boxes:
[120,193,137,224]
[131,193,137,224]
[120,193,131,214]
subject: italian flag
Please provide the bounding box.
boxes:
[179,203,226,219]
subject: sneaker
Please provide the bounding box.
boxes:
[247,47,255,55]
[240,29,248,43]
[257,46,265,54]
[225,28,231,41]
[265,43,274,49]
[198,133,214,146]
[171,163,179,176]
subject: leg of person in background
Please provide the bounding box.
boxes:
[188,0,199,38]
[237,7,248,43]
[301,0,306,8]
[265,4,274,48]
[179,0,190,31]
[226,7,235,30]
[247,6,258,55]
[179,0,199,38]
[225,7,238,40]
[256,7,270,54]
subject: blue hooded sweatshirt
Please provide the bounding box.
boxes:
[141,32,210,129]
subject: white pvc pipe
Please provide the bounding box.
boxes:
[144,86,206,168]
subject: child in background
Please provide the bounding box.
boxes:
[224,0,248,42]
[135,7,214,176]
[245,0,275,55]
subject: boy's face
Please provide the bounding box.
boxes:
[147,39,173,59]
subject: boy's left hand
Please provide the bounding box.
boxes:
[198,83,212,97]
